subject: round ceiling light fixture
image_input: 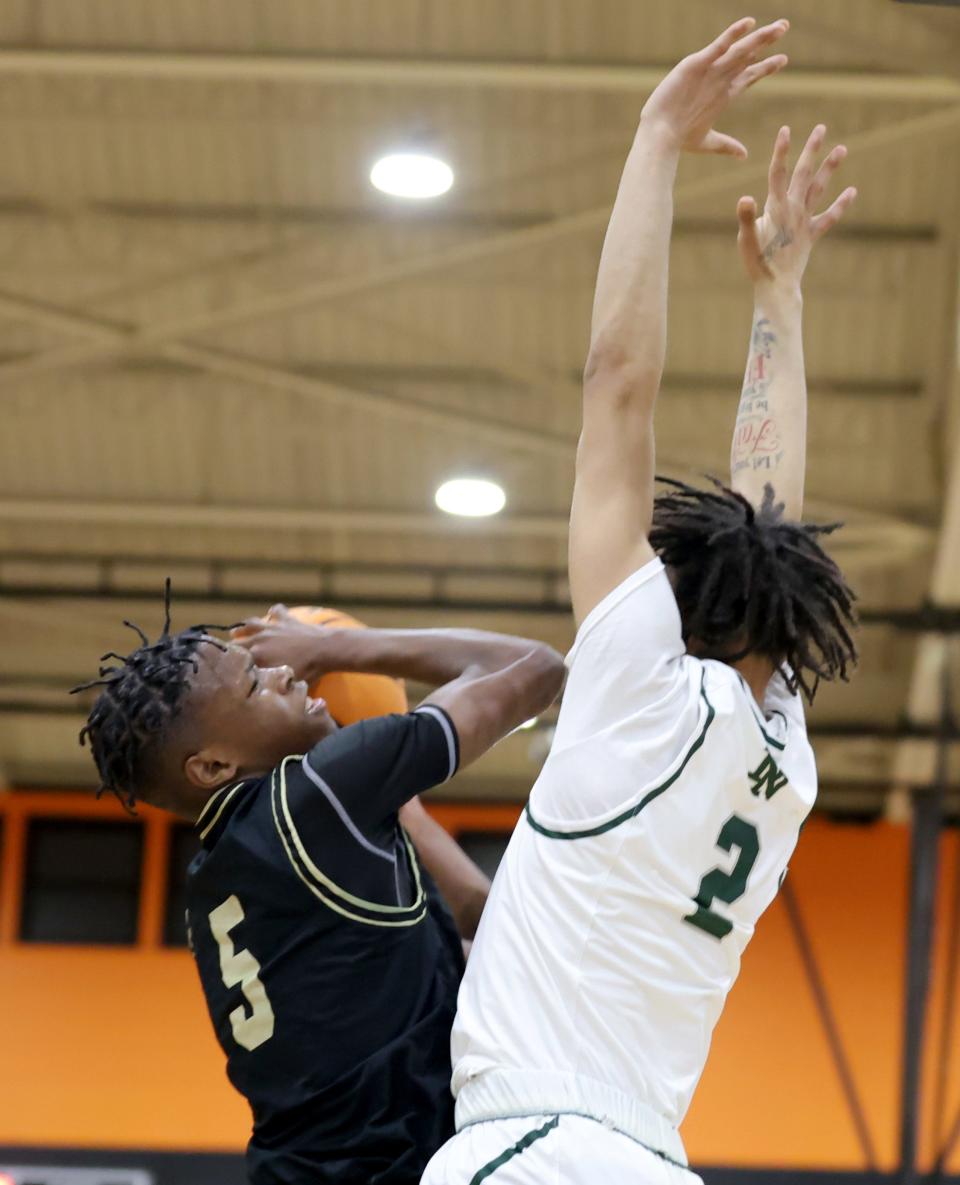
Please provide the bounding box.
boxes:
[435,477,506,518]
[370,152,454,199]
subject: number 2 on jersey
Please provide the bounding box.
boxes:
[683,815,760,940]
[209,895,276,1051]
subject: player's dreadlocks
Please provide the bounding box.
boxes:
[649,477,857,702]
[70,581,238,811]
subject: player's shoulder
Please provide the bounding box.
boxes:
[567,556,674,660]
[304,708,456,779]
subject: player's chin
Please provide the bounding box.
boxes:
[306,704,339,740]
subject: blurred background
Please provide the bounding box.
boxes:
[0,1,959,1183]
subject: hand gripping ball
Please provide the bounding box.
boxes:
[286,606,408,726]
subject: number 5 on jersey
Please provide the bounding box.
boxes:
[209,895,276,1051]
[683,815,760,940]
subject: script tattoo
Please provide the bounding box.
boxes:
[731,315,783,477]
[761,224,794,264]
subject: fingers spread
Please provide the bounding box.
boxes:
[732,53,788,96]
[737,195,770,277]
[767,125,791,201]
[717,19,789,72]
[737,195,759,233]
[701,17,757,63]
[806,143,847,211]
[789,124,827,198]
[812,186,858,240]
[702,129,748,158]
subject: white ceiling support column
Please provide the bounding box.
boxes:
[892,259,960,791]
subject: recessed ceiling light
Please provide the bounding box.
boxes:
[435,477,506,518]
[370,152,454,199]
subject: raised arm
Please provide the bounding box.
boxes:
[570,17,789,626]
[731,124,857,515]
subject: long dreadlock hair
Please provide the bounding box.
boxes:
[649,477,857,703]
[70,580,239,812]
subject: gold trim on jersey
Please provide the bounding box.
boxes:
[198,782,245,840]
[271,759,427,928]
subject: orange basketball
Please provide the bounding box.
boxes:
[286,606,408,726]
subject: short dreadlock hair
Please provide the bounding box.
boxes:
[71,582,237,811]
[649,477,857,702]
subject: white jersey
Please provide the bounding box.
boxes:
[451,558,817,1140]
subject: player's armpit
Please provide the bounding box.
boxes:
[424,645,565,770]
[569,375,657,628]
[399,796,490,940]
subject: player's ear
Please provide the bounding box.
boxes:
[184,748,239,791]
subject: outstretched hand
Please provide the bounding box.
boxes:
[737,124,858,285]
[640,17,789,158]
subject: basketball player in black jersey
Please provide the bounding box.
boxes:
[74,596,564,1185]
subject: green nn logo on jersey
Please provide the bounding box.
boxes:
[748,753,788,800]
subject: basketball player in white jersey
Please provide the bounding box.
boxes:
[422,17,859,1184]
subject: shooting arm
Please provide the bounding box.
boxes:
[398,796,490,940]
[239,614,565,769]
[302,627,565,767]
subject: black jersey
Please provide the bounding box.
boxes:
[185,706,464,1185]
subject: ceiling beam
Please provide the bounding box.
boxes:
[164,341,577,458]
[0,200,937,242]
[0,497,570,539]
[1,101,958,398]
[0,48,958,102]
[0,496,931,558]
[10,354,917,401]
[0,105,952,481]
[690,0,960,80]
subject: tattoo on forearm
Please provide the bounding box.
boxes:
[731,316,784,477]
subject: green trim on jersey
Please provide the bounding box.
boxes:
[524,673,716,841]
[736,672,786,751]
[462,1111,689,1175]
[468,1116,560,1184]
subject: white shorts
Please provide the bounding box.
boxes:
[420,1114,704,1185]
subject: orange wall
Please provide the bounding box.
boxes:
[1,803,958,1172]
[0,946,249,1151]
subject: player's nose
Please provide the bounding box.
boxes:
[268,664,296,691]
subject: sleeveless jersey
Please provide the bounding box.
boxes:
[451,558,816,1129]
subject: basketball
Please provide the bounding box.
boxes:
[284,606,408,726]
